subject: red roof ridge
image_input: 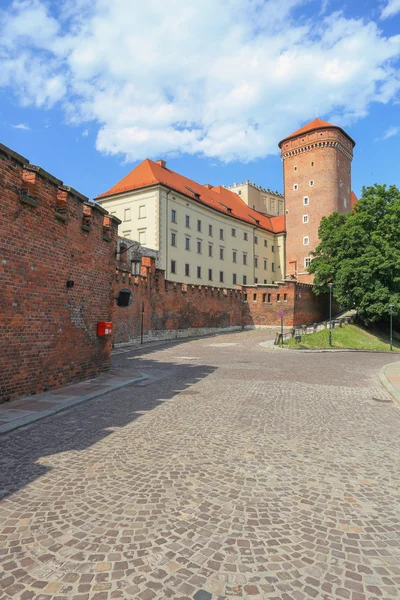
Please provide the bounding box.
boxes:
[279,117,355,148]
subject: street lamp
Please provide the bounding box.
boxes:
[328,282,333,347]
[389,304,394,351]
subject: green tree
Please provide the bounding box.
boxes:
[309,184,400,324]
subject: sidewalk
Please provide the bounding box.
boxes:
[0,368,148,435]
[379,360,400,404]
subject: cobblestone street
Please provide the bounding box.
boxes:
[1,330,399,600]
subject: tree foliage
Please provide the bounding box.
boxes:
[309,184,400,324]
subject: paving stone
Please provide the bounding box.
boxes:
[0,330,398,599]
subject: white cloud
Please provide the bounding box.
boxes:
[1,0,400,163]
[376,125,400,140]
[381,0,400,19]
[12,122,31,130]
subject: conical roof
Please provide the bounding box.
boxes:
[278,118,355,148]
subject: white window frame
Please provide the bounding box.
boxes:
[303,215,309,224]
[293,184,298,191]
[309,180,314,187]
[303,196,309,206]
[303,236,309,246]
[304,257,312,268]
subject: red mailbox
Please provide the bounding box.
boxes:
[97,321,112,336]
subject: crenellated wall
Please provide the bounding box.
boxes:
[0,144,119,402]
[112,256,333,346]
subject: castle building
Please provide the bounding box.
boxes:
[279,118,355,283]
[226,181,284,216]
[96,160,285,287]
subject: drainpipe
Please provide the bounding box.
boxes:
[165,188,171,280]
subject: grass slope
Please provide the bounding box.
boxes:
[285,324,400,352]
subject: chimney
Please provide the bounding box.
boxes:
[156,159,166,168]
[203,184,213,189]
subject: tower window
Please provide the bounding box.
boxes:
[293,184,298,191]
[311,162,314,167]
[309,180,314,187]
[303,196,309,206]
[303,215,309,224]
[303,236,309,245]
[294,166,297,171]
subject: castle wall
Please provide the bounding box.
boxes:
[112,257,332,346]
[0,144,119,403]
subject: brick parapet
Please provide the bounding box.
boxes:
[0,144,119,402]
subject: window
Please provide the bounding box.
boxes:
[139,205,146,219]
[254,257,258,268]
[268,293,271,303]
[197,240,202,254]
[271,245,275,252]
[311,161,314,167]
[233,251,237,263]
[197,219,202,232]
[262,293,266,303]
[232,273,237,285]
[264,240,268,247]
[244,232,248,241]
[294,166,297,171]
[243,275,247,285]
[255,277,258,284]
[344,198,347,208]
[171,209,177,223]
[185,263,190,276]
[208,268,213,281]
[197,266,202,278]
[209,224,213,236]
[220,228,224,240]
[303,215,309,224]
[138,230,146,245]
[231,228,236,237]
[277,294,281,302]
[272,262,275,272]
[303,196,309,206]
[303,236,309,245]
[284,293,287,302]
[171,232,177,246]
[264,279,267,284]
[305,257,312,268]
[309,180,314,187]
[220,247,224,260]
[124,208,131,221]
[185,237,190,251]
[243,253,247,265]
[254,236,258,245]
[293,184,298,191]
[171,260,177,274]
[253,293,257,302]
[208,244,213,257]
[122,230,131,238]
[264,259,267,270]
[244,293,248,302]
[219,271,224,283]
[185,215,190,228]
[238,190,242,196]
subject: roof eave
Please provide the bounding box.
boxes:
[278,125,356,149]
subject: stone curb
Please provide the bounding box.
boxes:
[378,362,400,406]
[0,374,149,436]
[262,343,400,354]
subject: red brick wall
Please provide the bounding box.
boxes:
[281,126,354,283]
[112,258,334,345]
[0,144,119,403]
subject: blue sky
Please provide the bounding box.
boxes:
[0,0,399,200]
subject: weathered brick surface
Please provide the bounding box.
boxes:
[113,258,333,344]
[0,144,118,402]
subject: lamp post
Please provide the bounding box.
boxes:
[389,304,393,351]
[328,282,333,347]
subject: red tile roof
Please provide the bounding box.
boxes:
[96,159,285,234]
[279,118,355,148]
[351,191,358,208]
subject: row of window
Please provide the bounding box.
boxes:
[122,205,146,222]
[172,236,272,268]
[172,209,269,245]
[170,262,275,282]
[293,181,314,191]
[294,162,314,171]
[122,229,146,245]
[244,293,288,303]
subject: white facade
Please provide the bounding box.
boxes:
[98,185,285,287]
[227,182,284,216]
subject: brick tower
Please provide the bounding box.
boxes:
[279,118,355,283]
